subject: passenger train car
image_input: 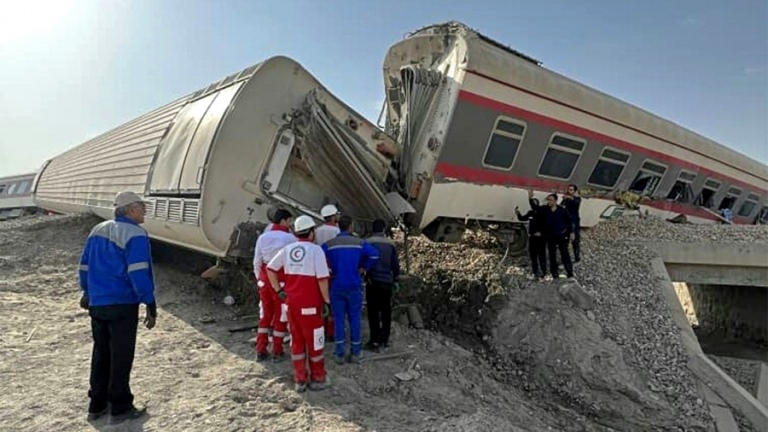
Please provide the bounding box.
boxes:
[33,56,404,259]
[380,21,768,250]
[0,172,38,220]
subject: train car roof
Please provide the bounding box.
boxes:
[0,172,36,183]
[406,21,768,186]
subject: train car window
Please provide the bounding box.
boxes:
[587,147,629,188]
[737,193,760,217]
[537,133,585,180]
[0,184,5,194]
[628,160,667,196]
[16,181,30,194]
[6,183,17,195]
[717,187,741,210]
[482,117,527,170]
[587,147,630,188]
[666,170,696,203]
[694,179,720,208]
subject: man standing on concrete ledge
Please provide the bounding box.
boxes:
[78,191,156,424]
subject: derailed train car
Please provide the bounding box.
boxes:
[33,56,407,259]
[381,21,768,252]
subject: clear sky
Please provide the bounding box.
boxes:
[0,0,766,177]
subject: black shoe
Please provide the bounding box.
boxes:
[86,407,108,421]
[272,352,288,363]
[363,341,380,352]
[110,406,146,424]
[256,352,269,362]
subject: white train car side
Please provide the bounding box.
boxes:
[34,56,401,259]
[380,22,768,248]
[0,173,37,220]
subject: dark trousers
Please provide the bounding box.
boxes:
[528,235,547,276]
[547,236,574,278]
[88,304,139,415]
[571,220,581,262]
[365,281,393,346]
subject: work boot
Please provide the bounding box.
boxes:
[309,377,332,391]
[333,355,345,365]
[256,352,269,362]
[348,353,363,364]
[294,382,308,393]
[110,406,147,424]
[271,352,288,363]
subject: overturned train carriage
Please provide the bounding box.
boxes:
[382,21,768,251]
[33,56,405,259]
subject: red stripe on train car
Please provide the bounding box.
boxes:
[457,88,766,195]
[434,161,725,222]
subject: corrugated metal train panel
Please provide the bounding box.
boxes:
[35,95,192,208]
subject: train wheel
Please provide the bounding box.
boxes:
[493,225,528,257]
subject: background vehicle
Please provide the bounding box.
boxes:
[0,172,38,220]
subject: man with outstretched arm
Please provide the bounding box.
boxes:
[267,215,332,393]
[516,189,547,280]
[78,191,156,424]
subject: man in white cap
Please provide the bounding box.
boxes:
[78,191,157,424]
[313,204,341,246]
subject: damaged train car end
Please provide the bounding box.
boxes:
[33,56,409,264]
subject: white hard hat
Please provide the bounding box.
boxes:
[320,204,340,218]
[293,215,317,233]
[114,191,146,207]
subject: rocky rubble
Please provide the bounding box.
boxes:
[393,214,767,431]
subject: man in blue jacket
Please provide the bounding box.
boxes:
[543,193,574,279]
[364,219,400,351]
[78,191,157,424]
[322,215,379,364]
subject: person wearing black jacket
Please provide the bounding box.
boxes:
[364,219,400,351]
[562,184,582,263]
[543,193,574,279]
[515,190,547,279]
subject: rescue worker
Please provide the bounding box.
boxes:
[314,204,341,246]
[266,215,332,393]
[314,203,341,340]
[515,189,547,279]
[543,193,574,279]
[364,219,400,351]
[253,209,297,362]
[562,184,582,263]
[322,215,379,364]
[78,191,156,423]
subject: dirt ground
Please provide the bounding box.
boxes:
[0,214,729,431]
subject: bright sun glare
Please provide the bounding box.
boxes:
[0,0,73,44]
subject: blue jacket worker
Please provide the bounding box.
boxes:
[364,219,400,351]
[322,215,379,364]
[78,191,156,423]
